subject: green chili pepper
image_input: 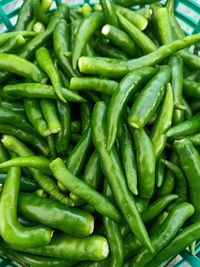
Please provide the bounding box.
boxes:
[150,83,173,159]
[118,122,138,195]
[53,20,78,78]
[100,0,118,27]
[19,192,94,237]
[162,159,187,201]
[183,79,200,99]
[0,142,9,164]
[129,66,171,129]
[174,139,200,222]
[157,170,175,197]
[14,0,34,31]
[79,33,200,79]
[129,202,194,267]
[4,83,86,102]
[131,128,155,199]
[24,98,50,137]
[155,153,165,188]
[136,6,152,20]
[1,135,73,206]
[72,11,104,69]
[124,194,178,259]
[0,34,25,54]
[183,100,194,119]
[0,156,51,175]
[91,101,153,252]
[0,101,25,114]
[0,31,37,46]
[50,158,122,223]
[47,135,56,159]
[0,173,38,192]
[40,99,62,134]
[166,112,200,139]
[107,67,157,149]
[55,101,71,154]
[70,150,102,205]
[80,102,92,134]
[81,3,92,17]
[70,77,118,96]
[117,13,156,54]
[0,54,46,83]
[0,124,49,157]
[114,4,148,31]
[101,24,139,57]
[11,233,109,262]
[168,55,184,124]
[148,222,200,267]
[0,165,53,249]
[36,47,66,102]
[67,127,92,176]
[103,181,124,267]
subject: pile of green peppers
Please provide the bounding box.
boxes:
[0,0,200,266]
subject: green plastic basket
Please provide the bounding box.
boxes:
[0,0,199,266]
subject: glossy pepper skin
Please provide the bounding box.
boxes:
[131,128,155,199]
[14,0,33,31]
[10,233,109,262]
[91,101,153,252]
[0,166,53,249]
[50,158,122,223]
[107,67,157,149]
[100,0,119,27]
[18,193,94,237]
[128,65,171,129]
[129,202,194,267]
[173,139,200,222]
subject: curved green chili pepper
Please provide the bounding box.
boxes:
[79,33,200,79]
[0,156,51,175]
[80,102,92,134]
[11,233,109,262]
[118,122,138,195]
[0,34,25,54]
[0,54,46,83]
[117,13,156,54]
[173,139,200,222]
[53,20,78,78]
[162,159,187,201]
[157,169,175,197]
[14,0,34,31]
[70,77,118,96]
[50,158,122,223]
[107,67,157,149]
[72,11,104,69]
[0,166,53,249]
[40,99,62,134]
[166,112,200,139]
[150,83,173,159]
[24,98,50,137]
[55,101,71,154]
[19,192,94,237]
[131,128,155,199]
[4,83,86,102]
[128,65,171,129]
[129,202,194,267]
[91,101,153,252]
[36,47,66,102]
[103,180,124,267]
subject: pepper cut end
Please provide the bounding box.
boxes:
[101,25,110,35]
